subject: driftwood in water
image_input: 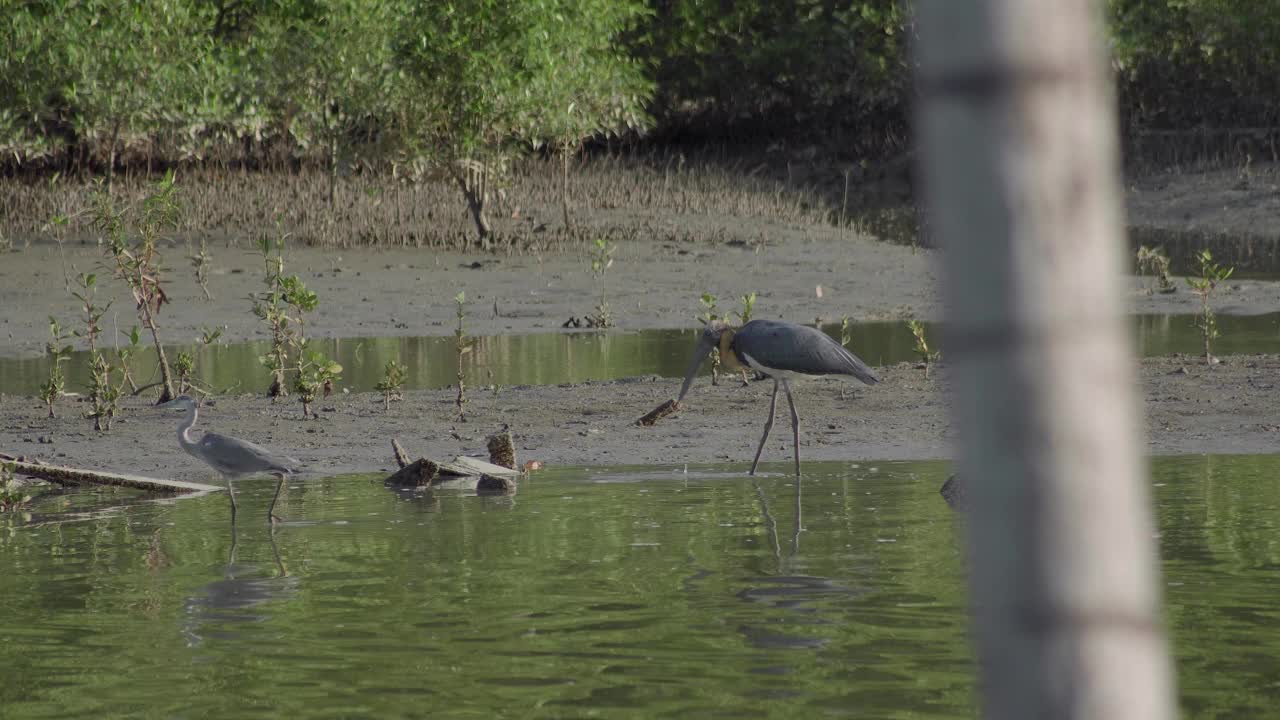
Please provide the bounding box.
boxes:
[1,454,222,495]
[385,435,522,489]
[385,458,440,487]
[476,474,517,494]
[636,399,681,426]
[391,439,413,469]
[440,456,520,480]
[486,431,517,470]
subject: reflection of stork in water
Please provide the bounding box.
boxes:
[180,525,296,648]
[158,395,301,524]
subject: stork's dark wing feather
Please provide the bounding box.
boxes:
[734,320,879,385]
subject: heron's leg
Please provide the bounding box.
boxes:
[749,379,780,476]
[226,477,238,524]
[781,379,801,477]
[268,473,287,525]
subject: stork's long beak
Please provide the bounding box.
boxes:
[677,337,716,402]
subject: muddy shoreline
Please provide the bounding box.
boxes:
[3,164,1280,476]
[3,354,1277,483]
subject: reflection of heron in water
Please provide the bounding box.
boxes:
[180,525,297,648]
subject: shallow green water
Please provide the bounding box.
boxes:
[1,313,1277,397]
[2,455,1279,717]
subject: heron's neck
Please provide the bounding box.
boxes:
[177,405,199,451]
[719,329,744,370]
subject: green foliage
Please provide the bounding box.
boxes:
[1136,245,1175,294]
[1,0,1277,176]
[376,359,407,411]
[1186,249,1235,365]
[1109,0,1280,130]
[0,462,32,513]
[635,0,910,147]
[40,317,72,418]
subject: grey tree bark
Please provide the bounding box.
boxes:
[911,2,1177,719]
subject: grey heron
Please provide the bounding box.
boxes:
[678,319,879,476]
[158,395,301,524]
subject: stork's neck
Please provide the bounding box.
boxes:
[718,328,744,371]
[176,404,200,453]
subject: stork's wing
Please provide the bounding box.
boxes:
[736,320,880,385]
[200,432,302,475]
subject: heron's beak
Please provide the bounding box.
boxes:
[677,337,715,402]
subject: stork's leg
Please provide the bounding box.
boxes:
[781,379,801,477]
[226,477,238,524]
[267,473,287,525]
[749,379,780,475]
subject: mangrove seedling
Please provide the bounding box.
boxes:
[250,234,292,398]
[40,317,72,418]
[698,293,723,385]
[86,350,121,431]
[588,237,615,328]
[174,351,195,395]
[907,318,940,377]
[94,170,181,403]
[734,292,758,325]
[840,316,853,398]
[1136,245,1175,294]
[1186,249,1235,365]
[71,271,119,430]
[279,274,330,417]
[454,291,472,421]
[114,324,143,396]
[376,359,407,410]
[190,236,213,300]
[293,349,343,418]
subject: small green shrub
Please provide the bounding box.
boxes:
[1186,249,1234,365]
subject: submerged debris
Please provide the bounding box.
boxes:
[476,474,517,494]
[940,474,967,511]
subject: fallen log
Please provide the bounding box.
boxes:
[1,456,223,495]
[636,399,681,426]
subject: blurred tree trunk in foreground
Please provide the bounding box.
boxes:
[911,2,1177,719]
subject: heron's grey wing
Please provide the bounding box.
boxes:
[200,432,302,476]
[736,320,880,385]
